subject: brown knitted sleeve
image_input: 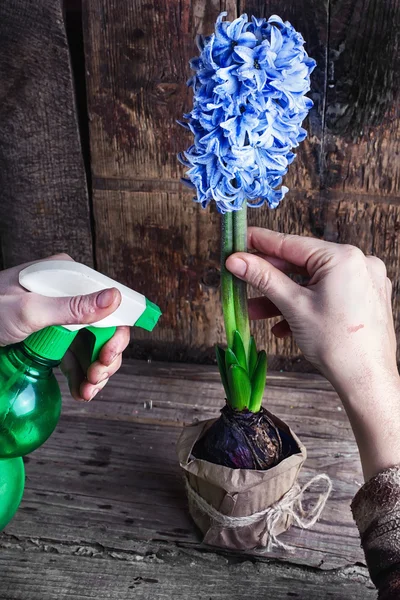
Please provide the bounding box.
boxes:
[351,466,400,599]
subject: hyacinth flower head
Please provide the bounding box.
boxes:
[179,12,316,214]
[179,13,315,468]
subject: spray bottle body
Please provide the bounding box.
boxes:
[0,456,25,530]
[0,259,162,532]
[0,344,61,459]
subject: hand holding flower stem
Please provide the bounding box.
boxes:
[180,13,315,414]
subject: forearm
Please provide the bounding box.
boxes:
[337,370,400,481]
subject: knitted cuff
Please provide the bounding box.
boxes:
[352,466,400,589]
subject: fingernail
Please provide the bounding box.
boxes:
[97,288,116,308]
[90,389,100,401]
[96,373,109,385]
[227,257,247,277]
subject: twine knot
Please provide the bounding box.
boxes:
[185,473,332,552]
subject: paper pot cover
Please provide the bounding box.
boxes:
[177,410,306,551]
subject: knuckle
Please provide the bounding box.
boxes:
[251,267,272,294]
[110,355,123,374]
[367,255,387,277]
[13,296,37,336]
[341,244,364,261]
[16,295,33,324]
[276,232,292,253]
[68,295,93,322]
[339,245,365,267]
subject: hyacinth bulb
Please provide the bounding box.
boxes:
[193,405,298,469]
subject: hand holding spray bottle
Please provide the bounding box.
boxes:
[0,261,161,529]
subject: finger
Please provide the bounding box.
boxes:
[365,255,387,278]
[86,354,122,386]
[386,277,393,309]
[80,376,109,402]
[248,297,282,320]
[386,277,393,297]
[247,228,339,273]
[18,287,122,334]
[253,254,309,276]
[226,252,306,314]
[271,319,292,338]
[60,349,86,401]
[98,326,130,366]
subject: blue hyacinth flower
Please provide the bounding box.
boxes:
[179,12,316,214]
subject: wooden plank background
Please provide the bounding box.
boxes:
[1,1,399,369]
[82,0,400,368]
[0,0,93,268]
[0,362,377,598]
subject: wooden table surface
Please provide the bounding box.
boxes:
[0,361,376,599]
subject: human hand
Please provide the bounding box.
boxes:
[0,254,130,401]
[226,228,400,479]
[226,227,397,392]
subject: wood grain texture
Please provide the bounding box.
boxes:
[0,362,375,597]
[0,548,375,600]
[324,0,400,197]
[84,0,237,181]
[82,1,327,366]
[83,0,400,364]
[4,362,364,571]
[92,188,222,362]
[0,0,93,267]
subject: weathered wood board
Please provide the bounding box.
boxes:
[0,361,376,599]
[82,0,400,366]
[0,548,375,600]
[0,0,93,268]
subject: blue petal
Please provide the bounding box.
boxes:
[180,11,315,212]
[234,45,255,64]
[226,14,248,39]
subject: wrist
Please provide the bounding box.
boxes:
[333,366,400,481]
[334,365,400,409]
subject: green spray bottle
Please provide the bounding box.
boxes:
[0,260,161,530]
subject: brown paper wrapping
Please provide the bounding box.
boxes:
[177,410,306,550]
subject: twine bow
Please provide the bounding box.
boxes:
[185,473,332,552]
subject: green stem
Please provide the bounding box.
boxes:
[233,206,250,362]
[221,213,236,348]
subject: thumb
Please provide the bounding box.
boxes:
[23,288,122,332]
[226,253,303,314]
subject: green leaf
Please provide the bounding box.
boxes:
[227,365,251,411]
[225,347,239,372]
[248,336,258,379]
[249,350,267,413]
[232,330,247,370]
[215,346,230,403]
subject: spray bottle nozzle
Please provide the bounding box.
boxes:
[19,261,162,363]
[134,298,162,332]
